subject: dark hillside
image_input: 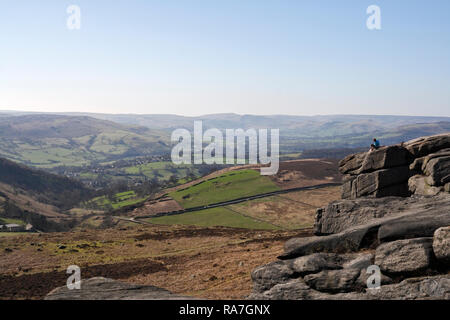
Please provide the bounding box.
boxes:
[0,157,90,209]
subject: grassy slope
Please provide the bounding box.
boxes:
[170,169,280,209]
[145,207,278,230]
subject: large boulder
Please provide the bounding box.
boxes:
[303,269,361,293]
[339,152,366,175]
[314,197,405,235]
[408,175,443,196]
[404,134,450,158]
[339,145,411,175]
[358,145,411,173]
[251,261,295,292]
[433,227,450,263]
[423,156,450,186]
[290,253,343,275]
[340,134,450,198]
[377,204,450,242]
[363,275,450,300]
[250,134,450,300]
[315,194,450,236]
[341,166,411,199]
[352,166,411,198]
[374,238,434,274]
[343,253,374,270]
[279,225,377,260]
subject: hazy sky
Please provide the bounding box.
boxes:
[1,1,449,116]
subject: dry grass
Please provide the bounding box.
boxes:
[227,186,341,229]
[0,224,312,299]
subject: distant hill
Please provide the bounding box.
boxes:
[0,114,170,168]
[1,112,449,165]
[56,113,450,134]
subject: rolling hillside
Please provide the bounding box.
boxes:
[2,111,450,155]
[0,157,93,231]
[136,160,342,230]
[0,114,170,168]
[1,111,449,179]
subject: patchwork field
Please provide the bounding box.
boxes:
[85,191,147,211]
[170,169,280,209]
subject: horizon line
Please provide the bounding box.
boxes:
[1,109,450,119]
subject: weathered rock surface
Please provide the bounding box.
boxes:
[339,134,450,199]
[377,207,450,242]
[304,268,362,293]
[250,134,450,300]
[249,275,449,300]
[251,261,295,292]
[339,146,413,199]
[315,193,450,236]
[408,175,443,196]
[375,238,434,274]
[433,227,450,263]
[363,275,450,300]
[290,253,343,275]
[423,156,450,186]
[45,277,193,300]
[404,134,450,158]
[359,145,411,173]
[279,226,376,260]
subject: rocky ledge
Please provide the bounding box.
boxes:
[45,277,193,300]
[249,134,450,300]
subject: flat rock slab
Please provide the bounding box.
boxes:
[45,277,194,300]
[279,226,374,260]
[378,207,450,242]
[405,134,450,158]
[375,238,434,274]
[315,194,450,237]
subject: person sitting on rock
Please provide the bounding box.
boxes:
[370,138,380,151]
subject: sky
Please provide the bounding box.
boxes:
[0,0,449,116]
